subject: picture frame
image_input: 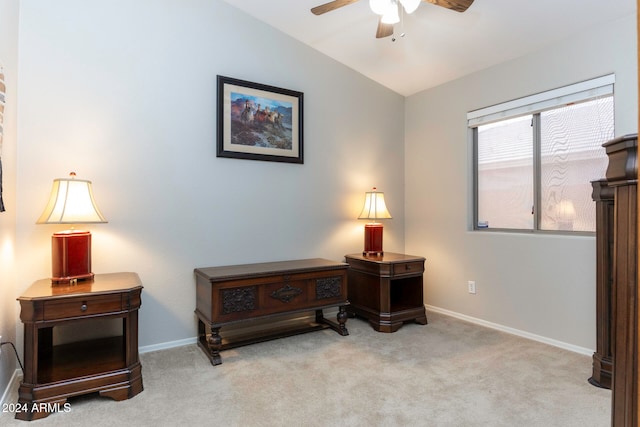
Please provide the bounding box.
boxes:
[216,75,303,164]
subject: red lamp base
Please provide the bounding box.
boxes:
[51,230,94,285]
[363,223,384,256]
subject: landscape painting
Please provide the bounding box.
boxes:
[217,76,303,164]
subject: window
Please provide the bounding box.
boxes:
[469,75,615,233]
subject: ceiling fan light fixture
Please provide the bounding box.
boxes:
[399,0,420,14]
[381,0,400,24]
[369,0,390,15]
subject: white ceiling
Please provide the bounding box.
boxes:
[222,0,636,96]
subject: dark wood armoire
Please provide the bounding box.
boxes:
[590,178,615,390]
[591,134,637,426]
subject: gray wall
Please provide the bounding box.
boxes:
[14,0,405,349]
[0,0,19,405]
[405,14,637,351]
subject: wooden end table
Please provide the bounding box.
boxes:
[16,272,143,421]
[345,252,427,332]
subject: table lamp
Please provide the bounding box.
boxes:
[36,172,107,284]
[358,187,392,256]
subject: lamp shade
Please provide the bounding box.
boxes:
[556,200,576,220]
[37,173,107,224]
[358,188,392,220]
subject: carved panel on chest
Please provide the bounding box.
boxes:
[222,286,256,314]
[270,282,303,303]
[316,276,342,300]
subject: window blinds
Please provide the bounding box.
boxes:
[467,74,615,128]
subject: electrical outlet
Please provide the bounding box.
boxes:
[468,281,476,294]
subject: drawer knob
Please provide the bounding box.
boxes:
[80,303,88,312]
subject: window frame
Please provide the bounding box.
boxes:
[469,75,615,235]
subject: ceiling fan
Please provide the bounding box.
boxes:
[311,0,474,39]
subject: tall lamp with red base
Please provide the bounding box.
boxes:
[37,172,107,285]
[358,187,392,256]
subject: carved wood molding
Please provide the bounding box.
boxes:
[270,284,302,303]
[222,287,257,314]
[315,277,342,300]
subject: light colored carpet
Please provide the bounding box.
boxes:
[0,311,610,426]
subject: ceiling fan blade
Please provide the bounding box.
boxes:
[376,18,394,39]
[422,0,474,13]
[311,0,360,15]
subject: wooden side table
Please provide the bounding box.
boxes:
[16,272,143,421]
[345,252,427,333]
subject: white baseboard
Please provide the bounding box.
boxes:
[425,305,594,356]
[139,337,197,354]
[139,312,326,356]
[138,313,314,354]
[0,369,22,408]
[134,306,595,357]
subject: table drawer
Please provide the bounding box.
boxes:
[43,295,123,320]
[391,261,424,277]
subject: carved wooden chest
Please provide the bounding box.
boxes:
[195,258,349,365]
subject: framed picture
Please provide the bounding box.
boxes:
[217,75,303,164]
